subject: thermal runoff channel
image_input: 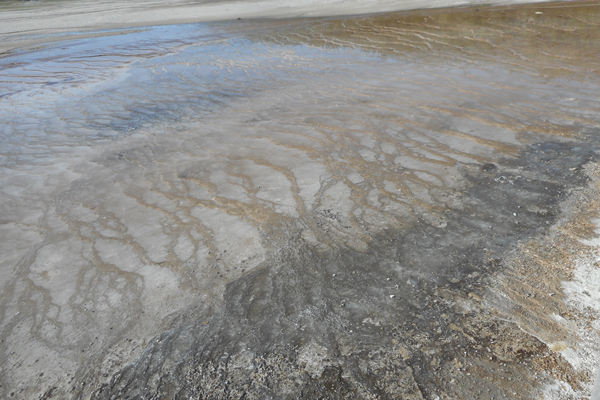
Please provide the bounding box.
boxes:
[1,2,600,399]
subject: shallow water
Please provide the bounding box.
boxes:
[1,2,600,398]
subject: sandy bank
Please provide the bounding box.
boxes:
[0,0,575,55]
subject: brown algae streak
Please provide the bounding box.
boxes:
[1,1,600,399]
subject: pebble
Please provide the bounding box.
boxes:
[468,292,481,302]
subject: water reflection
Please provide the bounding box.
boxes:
[1,1,600,398]
[263,3,600,74]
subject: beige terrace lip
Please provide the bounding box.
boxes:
[0,0,578,55]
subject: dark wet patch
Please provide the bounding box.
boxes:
[90,140,599,399]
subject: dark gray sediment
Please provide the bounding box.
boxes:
[91,140,599,399]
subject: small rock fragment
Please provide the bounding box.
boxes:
[468,292,481,302]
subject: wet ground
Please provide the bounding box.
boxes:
[1,1,600,398]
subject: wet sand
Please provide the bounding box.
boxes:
[1,1,600,399]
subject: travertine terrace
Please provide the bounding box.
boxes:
[1,1,600,398]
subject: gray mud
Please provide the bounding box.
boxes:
[92,141,599,399]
